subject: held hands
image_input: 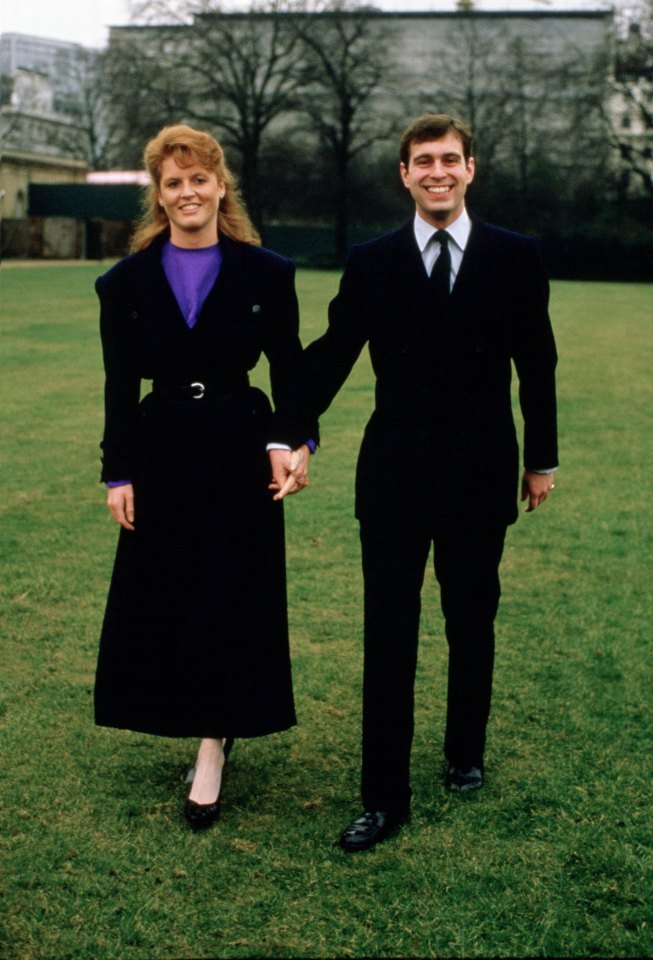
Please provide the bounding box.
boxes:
[107,483,136,530]
[106,447,310,528]
[521,470,556,513]
[269,446,310,501]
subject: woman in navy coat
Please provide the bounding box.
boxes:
[95,125,312,828]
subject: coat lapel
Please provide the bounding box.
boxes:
[135,235,187,327]
[195,234,243,325]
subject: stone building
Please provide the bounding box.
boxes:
[0,33,94,255]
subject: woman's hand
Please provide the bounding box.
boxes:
[107,483,136,530]
[269,446,310,500]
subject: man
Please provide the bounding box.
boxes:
[301,114,558,852]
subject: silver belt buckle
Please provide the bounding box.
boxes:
[190,381,205,399]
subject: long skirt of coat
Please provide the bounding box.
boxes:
[94,388,297,738]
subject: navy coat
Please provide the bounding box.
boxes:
[95,233,308,738]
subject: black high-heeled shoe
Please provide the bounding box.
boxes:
[184,738,234,830]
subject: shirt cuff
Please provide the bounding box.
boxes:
[106,480,132,487]
[527,467,557,474]
[266,440,317,454]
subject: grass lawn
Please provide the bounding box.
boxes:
[0,262,651,959]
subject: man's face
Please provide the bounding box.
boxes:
[400,134,475,228]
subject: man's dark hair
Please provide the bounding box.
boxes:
[399,113,474,166]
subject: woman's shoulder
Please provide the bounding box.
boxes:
[95,241,161,298]
[222,235,294,275]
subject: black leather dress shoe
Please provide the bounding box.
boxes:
[339,809,408,852]
[445,765,484,793]
[184,738,234,830]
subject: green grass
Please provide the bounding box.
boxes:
[1,263,651,959]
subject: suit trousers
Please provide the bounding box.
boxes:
[359,517,507,814]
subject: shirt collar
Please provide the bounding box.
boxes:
[413,207,471,253]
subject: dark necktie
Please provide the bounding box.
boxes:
[430,230,451,300]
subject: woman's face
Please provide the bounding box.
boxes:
[157,156,225,247]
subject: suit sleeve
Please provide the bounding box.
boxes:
[302,247,370,423]
[509,241,559,471]
[97,274,141,483]
[262,259,318,449]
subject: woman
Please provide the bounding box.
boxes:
[95,124,312,829]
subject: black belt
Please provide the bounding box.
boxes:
[152,379,249,401]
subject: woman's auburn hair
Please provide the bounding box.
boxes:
[130,124,261,252]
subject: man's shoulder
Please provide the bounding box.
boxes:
[346,223,414,265]
[470,216,539,253]
[355,223,412,251]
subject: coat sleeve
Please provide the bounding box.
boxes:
[509,240,559,471]
[97,273,141,483]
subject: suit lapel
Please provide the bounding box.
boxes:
[387,222,429,285]
[450,216,494,304]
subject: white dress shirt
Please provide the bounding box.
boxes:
[413,207,472,288]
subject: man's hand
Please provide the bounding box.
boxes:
[269,446,310,500]
[521,471,556,513]
[107,483,136,530]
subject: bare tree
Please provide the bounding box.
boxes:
[103,29,190,169]
[289,1,396,260]
[608,0,653,196]
[53,47,111,169]
[421,13,612,220]
[117,0,305,229]
[107,1,402,251]
[421,16,511,186]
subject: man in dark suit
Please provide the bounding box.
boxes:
[302,113,558,852]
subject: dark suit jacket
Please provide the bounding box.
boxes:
[305,216,558,526]
[97,232,312,482]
